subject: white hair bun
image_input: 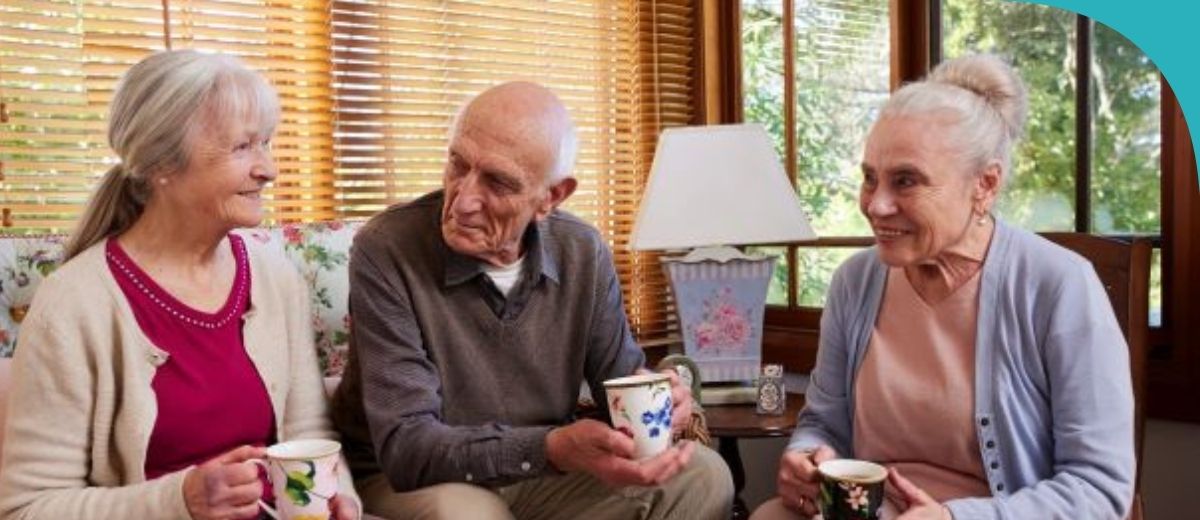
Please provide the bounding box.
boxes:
[929,54,1028,143]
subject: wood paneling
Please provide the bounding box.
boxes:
[1149,80,1200,422]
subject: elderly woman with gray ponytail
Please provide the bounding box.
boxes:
[0,51,361,520]
[754,54,1135,520]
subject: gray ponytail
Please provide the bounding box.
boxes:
[63,164,149,260]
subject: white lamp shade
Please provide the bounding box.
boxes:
[630,124,817,251]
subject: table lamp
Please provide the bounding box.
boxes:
[631,123,817,382]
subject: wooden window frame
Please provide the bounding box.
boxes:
[1151,81,1200,422]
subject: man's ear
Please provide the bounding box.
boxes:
[536,177,577,220]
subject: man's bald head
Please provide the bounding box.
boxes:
[440,82,579,266]
[450,81,578,185]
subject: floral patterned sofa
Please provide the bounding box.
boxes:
[0,222,363,456]
[0,222,361,372]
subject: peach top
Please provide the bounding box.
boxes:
[853,267,991,503]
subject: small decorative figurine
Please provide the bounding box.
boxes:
[656,354,703,403]
[756,363,785,415]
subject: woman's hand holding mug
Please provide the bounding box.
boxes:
[250,439,347,520]
[183,445,267,520]
[328,494,359,520]
[777,445,837,517]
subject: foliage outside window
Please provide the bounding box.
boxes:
[942,0,1160,237]
[741,0,1163,324]
[943,0,1161,322]
[742,0,887,307]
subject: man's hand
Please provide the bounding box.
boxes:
[329,494,360,520]
[546,419,695,487]
[890,467,952,520]
[776,445,836,518]
[182,445,266,520]
[637,368,693,436]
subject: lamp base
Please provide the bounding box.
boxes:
[664,252,775,383]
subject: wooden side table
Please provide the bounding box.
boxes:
[704,393,806,520]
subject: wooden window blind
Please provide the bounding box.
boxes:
[0,0,694,341]
[631,0,694,341]
[0,0,166,231]
[169,0,337,221]
[328,0,694,340]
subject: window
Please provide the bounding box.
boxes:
[734,0,1181,375]
[0,0,696,342]
[0,0,166,230]
[741,0,888,316]
[327,0,697,341]
[940,0,1163,323]
[171,0,339,221]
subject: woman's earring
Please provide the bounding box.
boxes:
[976,212,988,226]
[157,177,168,186]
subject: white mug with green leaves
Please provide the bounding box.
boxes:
[251,439,342,520]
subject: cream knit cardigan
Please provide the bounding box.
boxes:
[0,237,361,519]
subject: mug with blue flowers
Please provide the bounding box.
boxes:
[604,373,673,459]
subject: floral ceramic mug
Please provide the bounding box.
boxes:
[604,373,673,459]
[252,439,342,520]
[817,459,887,520]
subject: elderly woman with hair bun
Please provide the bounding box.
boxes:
[753,54,1135,520]
[0,50,361,520]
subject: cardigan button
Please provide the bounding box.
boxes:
[986,440,995,449]
[980,418,990,427]
[990,461,999,470]
[996,483,1005,492]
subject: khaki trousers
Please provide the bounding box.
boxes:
[359,443,733,520]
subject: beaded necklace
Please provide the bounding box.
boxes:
[106,236,248,330]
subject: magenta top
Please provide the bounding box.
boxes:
[106,235,276,480]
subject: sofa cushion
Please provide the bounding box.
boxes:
[259,222,361,376]
[0,236,67,358]
[0,223,362,376]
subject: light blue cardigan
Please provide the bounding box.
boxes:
[788,220,1135,520]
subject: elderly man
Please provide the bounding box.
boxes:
[331,81,732,519]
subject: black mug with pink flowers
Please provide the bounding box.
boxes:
[817,459,887,520]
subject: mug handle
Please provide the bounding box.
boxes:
[247,459,280,520]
